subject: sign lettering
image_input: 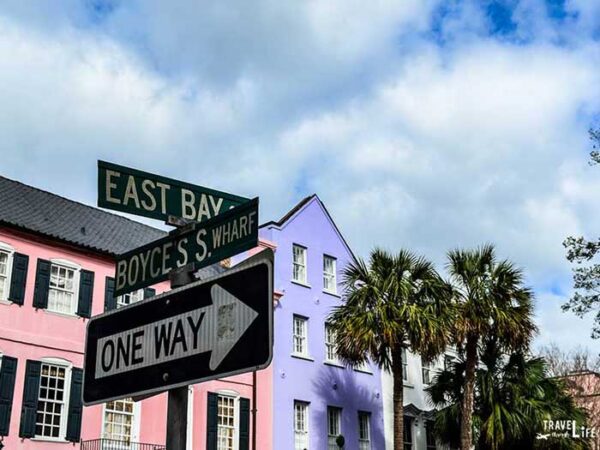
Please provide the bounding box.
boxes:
[98,160,249,222]
[114,198,259,297]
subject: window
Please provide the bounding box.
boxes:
[36,362,69,439]
[327,407,341,450]
[0,248,12,301]
[103,398,135,444]
[323,256,336,293]
[116,289,144,309]
[293,315,309,357]
[403,416,413,450]
[402,348,409,382]
[294,401,309,450]
[327,407,341,449]
[293,245,307,284]
[422,357,440,385]
[324,323,338,363]
[444,354,455,371]
[48,263,78,314]
[426,421,437,450]
[217,395,237,450]
[358,412,371,450]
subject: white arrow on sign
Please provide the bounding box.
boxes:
[94,284,258,379]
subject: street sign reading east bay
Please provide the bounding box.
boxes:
[83,249,273,405]
[114,197,259,297]
[98,160,250,222]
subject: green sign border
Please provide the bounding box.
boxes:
[114,197,259,296]
[98,160,250,221]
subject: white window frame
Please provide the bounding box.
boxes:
[358,411,371,450]
[292,244,308,285]
[324,323,339,365]
[292,315,309,358]
[116,289,145,309]
[34,357,72,442]
[327,406,342,450]
[101,397,141,447]
[47,259,81,316]
[0,242,14,303]
[294,401,309,450]
[322,255,337,294]
[216,390,240,450]
[402,348,409,383]
[422,357,441,386]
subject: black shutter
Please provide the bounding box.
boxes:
[19,360,41,438]
[0,356,18,436]
[206,392,218,450]
[104,277,117,312]
[239,397,250,450]
[32,259,51,309]
[77,270,94,318]
[8,253,28,305]
[144,287,156,299]
[65,368,83,442]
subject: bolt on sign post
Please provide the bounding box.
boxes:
[83,249,273,405]
[98,160,249,223]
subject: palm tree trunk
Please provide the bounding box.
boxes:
[461,335,478,450]
[392,347,405,450]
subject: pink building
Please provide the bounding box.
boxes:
[0,176,273,450]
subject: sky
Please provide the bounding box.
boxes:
[0,0,599,352]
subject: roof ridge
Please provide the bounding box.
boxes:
[0,174,165,234]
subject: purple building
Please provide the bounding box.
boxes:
[260,195,385,450]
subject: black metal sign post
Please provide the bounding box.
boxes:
[166,224,196,450]
[91,162,271,450]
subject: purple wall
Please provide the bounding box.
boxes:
[261,197,385,450]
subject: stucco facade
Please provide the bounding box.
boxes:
[0,193,273,450]
[257,196,385,450]
[0,181,388,450]
[382,348,457,450]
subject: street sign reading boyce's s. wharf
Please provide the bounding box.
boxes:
[98,160,249,222]
[83,250,273,405]
[114,197,259,297]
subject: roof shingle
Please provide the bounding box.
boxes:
[0,175,166,255]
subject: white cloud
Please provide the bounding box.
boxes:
[0,1,599,350]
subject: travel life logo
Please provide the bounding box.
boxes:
[536,420,598,441]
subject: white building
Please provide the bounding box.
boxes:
[382,348,457,450]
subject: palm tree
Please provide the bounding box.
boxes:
[328,249,453,450]
[446,244,536,450]
[428,337,590,450]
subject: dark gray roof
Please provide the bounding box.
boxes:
[0,175,167,256]
[261,194,315,228]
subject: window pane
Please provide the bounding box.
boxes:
[103,398,135,443]
[293,245,307,283]
[294,401,309,450]
[217,396,236,450]
[323,256,336,292]
[293,316,308,355]
[36,363,67,439]
[48,264,77,313]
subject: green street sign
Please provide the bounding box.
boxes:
[98,160,249,222]
[114,198,259,297]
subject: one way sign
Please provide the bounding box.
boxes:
[83,249,273,405]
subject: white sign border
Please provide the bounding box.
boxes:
[82,248,274,406]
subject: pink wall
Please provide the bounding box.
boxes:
[0,228,274,450]
[0,228,170,449]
